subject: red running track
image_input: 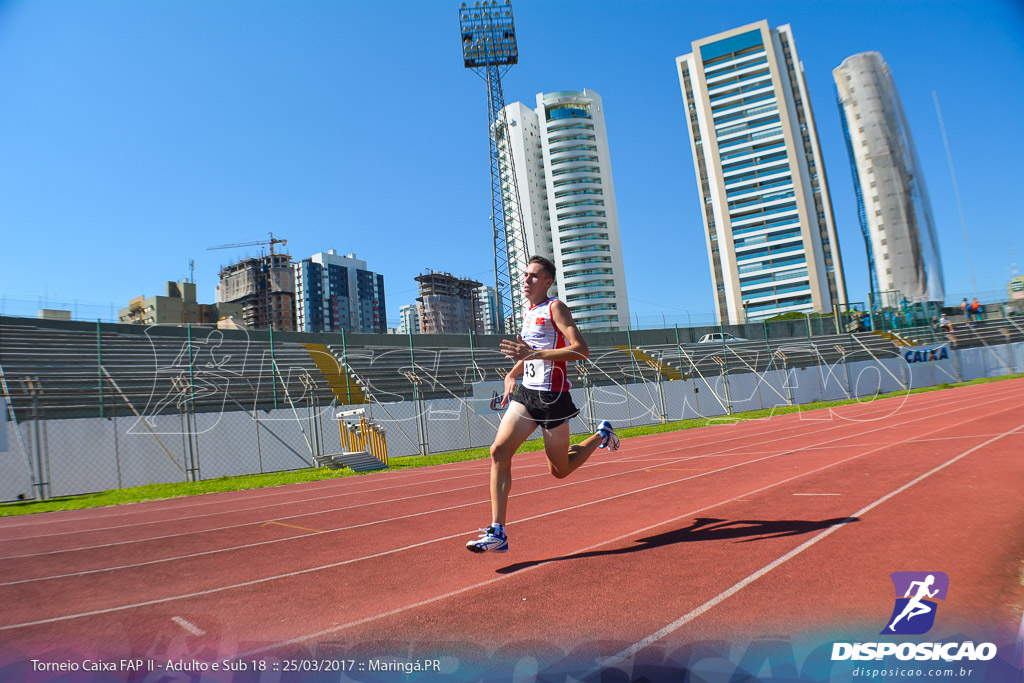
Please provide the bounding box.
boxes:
[1,379,1023,681]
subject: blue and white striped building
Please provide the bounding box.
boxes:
[293,250,386,334]
[677,21,847,324]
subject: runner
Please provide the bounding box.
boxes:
[887,574,939,632]
[467,255,619,553]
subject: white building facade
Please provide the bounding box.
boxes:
[500,89,630,332]
[473,285,499,335]
[677,21,847,324]
[834,52,945,305]
[398,304,420,335]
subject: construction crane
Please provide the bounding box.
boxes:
[207,232,289,331]
[207,232,288,257]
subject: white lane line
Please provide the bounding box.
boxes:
[3,384,1014,632]
[170,616,206,637]
[235,412,1024,659]
[0,461,493,531]
[0,387,925,560]
[594,421,1024,674]
[1,381,996,574]
[0,445,807,585]
[0,469,490,540]
[0,435,758,564]
[0,382,964,538]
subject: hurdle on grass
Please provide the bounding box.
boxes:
[336,408,390,467]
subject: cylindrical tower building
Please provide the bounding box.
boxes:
[834,52,945,305]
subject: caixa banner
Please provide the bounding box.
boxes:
[902,345,951,365]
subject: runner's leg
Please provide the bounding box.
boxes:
[490,401,537,525]
[541,421,604,479]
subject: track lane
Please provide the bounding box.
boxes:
[0,379,939,541]
[4,376,1019,663]
[0,382,981,560]
[1,382,1012,595]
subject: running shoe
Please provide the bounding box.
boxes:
[596,420,620,452]
[466,526,509,553]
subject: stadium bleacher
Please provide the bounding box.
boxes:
[1,316,953,419]
[634,332,898,381]
[0,321,340,421]
[941,318,1024,349]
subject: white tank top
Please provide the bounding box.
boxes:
[520,298,571,392]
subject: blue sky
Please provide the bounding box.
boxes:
[1,0,1022,327]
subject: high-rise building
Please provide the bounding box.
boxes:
[834,52,945,306]
[215,254,296,330]
[677,21,847,324]
[398,304,420,335]
[293,250,387,334]
[500,89,630,332]
[473,285,499,335]
[415,271,482,335]
[1008,276,1024,304]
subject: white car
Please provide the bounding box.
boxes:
[697,332,748,344]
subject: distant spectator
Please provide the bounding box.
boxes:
[960,298,969,319]
[939,313,953,332]
[970,298,982,322]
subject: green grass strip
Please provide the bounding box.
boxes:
[3,372,1021,517]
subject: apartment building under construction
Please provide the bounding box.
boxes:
[215,254,296,331]
[415,271,484,335]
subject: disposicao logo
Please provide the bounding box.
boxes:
[882,571,948,635]
[831,571,998,662]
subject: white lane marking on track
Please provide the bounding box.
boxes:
[170,616,206,636]
[0,383,959,536]
[0,411,816,538]
[0,464,491,530]
[594,421,1024,674]
[2,383,1017,631]
[1,378,960,543]
[233,412,1024,660]
[0,431,784,564]
[0,449,505,531]
[0,469,490,539]
[0,437,854,584]
[0,382,989,573]
[0,388,929,560]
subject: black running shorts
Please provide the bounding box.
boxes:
[510,386,580,429]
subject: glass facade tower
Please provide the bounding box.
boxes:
[677,21,847,323]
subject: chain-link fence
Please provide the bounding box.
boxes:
[2,316,1022,502]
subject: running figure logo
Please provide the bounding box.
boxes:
[882,572,949,635]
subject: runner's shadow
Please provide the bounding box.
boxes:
[496,516,858,574]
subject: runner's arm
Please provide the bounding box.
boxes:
[501,361,524,407]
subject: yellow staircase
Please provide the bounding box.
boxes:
[873,331,912,347]
[613,346,683,381]
[304,343,368,405]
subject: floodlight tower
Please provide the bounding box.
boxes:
[459,0,528,333]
